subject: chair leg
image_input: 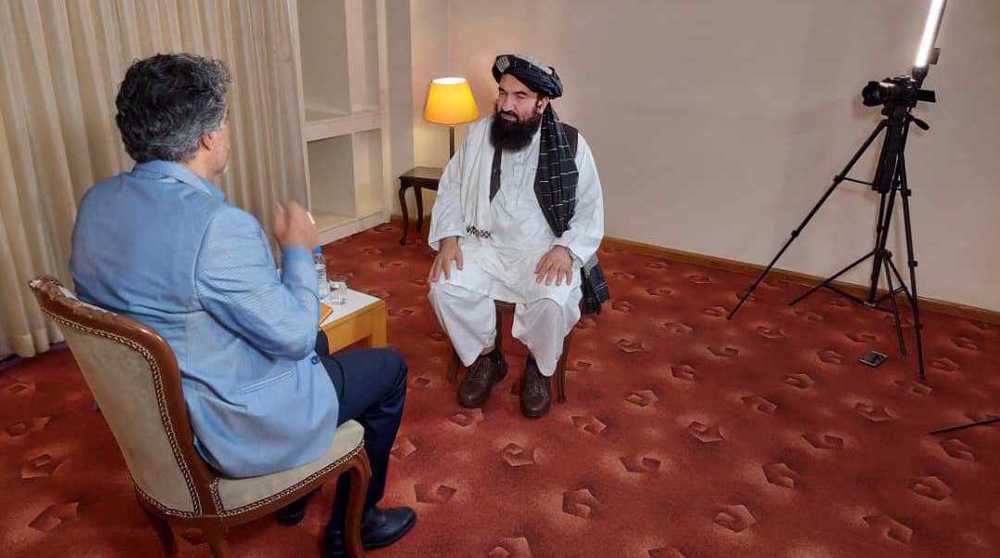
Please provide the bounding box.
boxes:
[448,348,461,383]
[203,522,230,558]
[556,329,574,403]
[494,303,507,354]
[344,452,373,558]
[139,501,177,557]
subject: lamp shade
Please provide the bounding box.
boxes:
[424,77,479,125]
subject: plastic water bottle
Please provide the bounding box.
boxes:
[313,246,330,299]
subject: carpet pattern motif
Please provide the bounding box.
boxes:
[1,221,998,557]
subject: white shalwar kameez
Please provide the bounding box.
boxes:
[427,115,604,376]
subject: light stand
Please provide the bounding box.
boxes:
[930,416,1000,435]
[728,0,948,384]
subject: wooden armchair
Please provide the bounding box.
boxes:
[29,276,370,557]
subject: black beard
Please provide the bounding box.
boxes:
[489,110,542,151]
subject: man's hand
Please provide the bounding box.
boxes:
[428,236,463,282]
[273,201,318,250]
[535,245,573,286]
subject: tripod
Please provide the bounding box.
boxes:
[728,99,929,381]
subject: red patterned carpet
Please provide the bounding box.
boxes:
[2,221,999,557]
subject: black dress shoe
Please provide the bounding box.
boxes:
[276,491,315,526]
[324,506,416,557]
[457,349,507,408]
[520,357,552,418]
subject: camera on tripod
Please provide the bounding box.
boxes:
[861,76,936,109]
[728,0,951,384]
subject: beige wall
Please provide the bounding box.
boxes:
[410,0,452,170]
[408,0,1000,311]
[386,0,415,202]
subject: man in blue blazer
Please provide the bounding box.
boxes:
[70,53,414,556]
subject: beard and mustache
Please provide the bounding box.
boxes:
[489,106,543,151]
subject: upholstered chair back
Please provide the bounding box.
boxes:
[29,276,207,514]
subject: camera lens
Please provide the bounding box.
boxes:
[862,81,889,107]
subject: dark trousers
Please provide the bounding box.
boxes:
[314,333,407,532]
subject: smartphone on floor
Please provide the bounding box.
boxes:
[858,350,888,368]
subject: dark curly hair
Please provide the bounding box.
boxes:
[115,53,231,163]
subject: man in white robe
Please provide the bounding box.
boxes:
[427,54,606,418]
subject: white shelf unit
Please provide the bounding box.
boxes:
[292,0,392,245]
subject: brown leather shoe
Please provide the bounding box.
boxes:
[520,357,552,418]
[457,349,507,408]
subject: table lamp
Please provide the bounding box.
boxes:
[424,77,479,158]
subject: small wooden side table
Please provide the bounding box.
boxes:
[320,289,387,353]
[397,166,443,245]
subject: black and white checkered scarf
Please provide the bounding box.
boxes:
[534,104,578,236]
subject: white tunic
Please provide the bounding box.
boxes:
[428,115,605,306]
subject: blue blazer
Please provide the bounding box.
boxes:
[71,160,339,478]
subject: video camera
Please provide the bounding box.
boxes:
[861,76,936,109]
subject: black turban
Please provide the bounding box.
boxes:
[492,54,563,98]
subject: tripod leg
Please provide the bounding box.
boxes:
[867,145,897,303]
[868,105,913,303]
[728,121,888,320]
[788,250,875,306]
[882,253,907,356]
[886,257,913,305]
[868,164,905,304]
[896,154,928,381]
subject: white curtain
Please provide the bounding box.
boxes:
[0,0,307,358]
